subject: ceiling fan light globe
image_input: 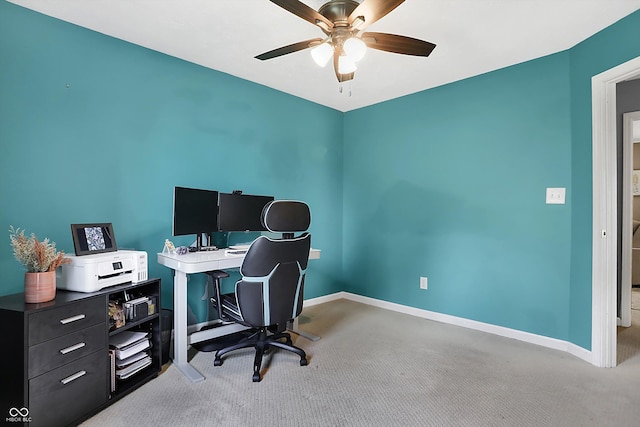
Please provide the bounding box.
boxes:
[311,43,333,67]
[344,37,366,62]
[338,55,357,74]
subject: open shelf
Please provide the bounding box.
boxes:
[106,279,162,401]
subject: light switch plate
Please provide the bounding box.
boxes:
[546,188,566,204]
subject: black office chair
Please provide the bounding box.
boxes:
[208,200,311,382]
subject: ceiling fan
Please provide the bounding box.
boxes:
[255,0,436,82]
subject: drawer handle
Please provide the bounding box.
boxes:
[59,314,86,325]
[60,370,87,385]
[60,342,86,355]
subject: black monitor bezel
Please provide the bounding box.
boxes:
[217,192,274,232]
[172,186,220,237]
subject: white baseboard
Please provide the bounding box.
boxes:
[305,291,593,365]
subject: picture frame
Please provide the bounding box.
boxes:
[70,222,117,256]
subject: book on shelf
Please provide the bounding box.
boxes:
[108,349,116,392]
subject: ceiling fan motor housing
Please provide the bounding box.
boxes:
[319,0,360,28]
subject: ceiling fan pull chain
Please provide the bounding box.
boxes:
[338,81,353,97]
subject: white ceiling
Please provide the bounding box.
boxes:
[8,0,640,111]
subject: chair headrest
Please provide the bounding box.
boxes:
[261,200,311,233]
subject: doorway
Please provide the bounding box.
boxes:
[592,56,640,368]
[620,110,640,328]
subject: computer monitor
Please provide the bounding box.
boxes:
[172,186,219,250]
[217,192,274,232]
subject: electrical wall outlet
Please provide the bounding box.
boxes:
[546,187,566,204]
[420,276,428,290]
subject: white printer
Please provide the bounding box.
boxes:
[58,250,148,293]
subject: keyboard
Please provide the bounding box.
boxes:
[225,249,247,255]
[229,244,252,250]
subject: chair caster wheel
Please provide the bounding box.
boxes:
[252,373,261,382]
[300,358,308,366]
[214,358,222,366]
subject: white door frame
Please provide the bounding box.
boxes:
[591,55,640,367]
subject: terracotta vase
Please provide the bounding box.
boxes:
[24,271,56,303]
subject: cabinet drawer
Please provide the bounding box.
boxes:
[29,323,107,378]
[29,297,105,345]
[29,351,107,427]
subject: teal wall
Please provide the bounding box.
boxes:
[342,9,640,349]
[0,2,345,318]
[2,0,640,350]
[343,53,572,340]
[568,10,640,348]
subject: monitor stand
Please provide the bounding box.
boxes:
[196,233,218,251]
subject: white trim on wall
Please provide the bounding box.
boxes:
[304,292,592,364]
[591,55,640,368]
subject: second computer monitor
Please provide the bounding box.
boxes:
[218,193,274,232]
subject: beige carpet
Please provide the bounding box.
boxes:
[82,299,640,427]
[632,289,640,310]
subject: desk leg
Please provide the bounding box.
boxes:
[288,317,321,342]
[173,271,205,383]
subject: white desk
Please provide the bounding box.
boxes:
[157,248,321,383]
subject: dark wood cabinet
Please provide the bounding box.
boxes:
[0,279,161,426]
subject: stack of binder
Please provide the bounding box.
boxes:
[109,331,152,385]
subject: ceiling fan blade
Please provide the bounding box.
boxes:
[361,32,436,56]
[270,0,334,30]
[255,38,323,61]
[348,0,405,30]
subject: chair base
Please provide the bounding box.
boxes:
[192,328,254,353]
[213,327,308,382]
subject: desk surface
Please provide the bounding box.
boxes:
[157,248,321,274]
